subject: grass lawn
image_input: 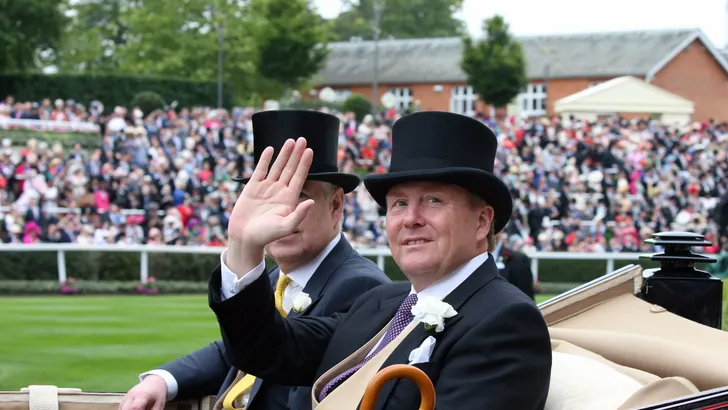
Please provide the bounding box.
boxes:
[0,294,557,392]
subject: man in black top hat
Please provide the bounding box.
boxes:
[120,110,390,410]
[208,111,552,410]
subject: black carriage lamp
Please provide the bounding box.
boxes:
[638,231,723,330]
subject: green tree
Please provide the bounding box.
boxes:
[0,0,66,72]
[114,0,257,90]
[248,0,330,98]
[328,0,466,41]
[53,0,132,73]
[460,15,527,108]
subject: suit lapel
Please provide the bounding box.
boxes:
[302,234,352,301]
[249,236,358,404]
[286,234,352,319]
[268,267,280,289]
[373,257,499,408]
[316,285,410,378]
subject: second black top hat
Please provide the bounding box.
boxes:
[232,110,360,193]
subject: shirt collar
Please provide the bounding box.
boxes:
[410,251,491,300]
[280,234,341,289]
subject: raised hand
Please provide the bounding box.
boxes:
[226,138,314,272]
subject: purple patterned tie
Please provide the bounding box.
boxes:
[318,293,419,401]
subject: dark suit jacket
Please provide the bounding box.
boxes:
[497,247,535,300]
[209,255,552,410]
[159,234,391,409]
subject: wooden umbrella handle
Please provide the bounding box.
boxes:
[359,364,435,410]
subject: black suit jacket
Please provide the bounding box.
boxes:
[159,234,391,409]
[497,247,535,300]
[209,256,552,410]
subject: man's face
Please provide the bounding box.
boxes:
[385,181,493,289]
[265,180,343,272]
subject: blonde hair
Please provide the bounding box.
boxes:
[487,224,497,252]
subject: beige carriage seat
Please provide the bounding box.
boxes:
[540,263,728,391]
[547,340,699,410]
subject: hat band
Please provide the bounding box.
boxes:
[390,157,492,173]
[308,163,340,174]
[390,157,455,172]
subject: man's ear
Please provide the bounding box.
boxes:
[476,206,495,243]
[331,187,345,222]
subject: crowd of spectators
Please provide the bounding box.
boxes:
[1,94,727,255]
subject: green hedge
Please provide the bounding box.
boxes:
[367,254,684,283]
[0,280,206,295]
[0,250,698,284]
[0,73,235,110]
[0,128,100,149]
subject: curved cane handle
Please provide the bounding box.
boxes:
[359,364,435,410]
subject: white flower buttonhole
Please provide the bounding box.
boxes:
[410,295,458,333]
[291,291,312,313]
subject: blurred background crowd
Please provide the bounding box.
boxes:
[1,95,728,254]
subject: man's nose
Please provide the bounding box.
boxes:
[402,203,425,227]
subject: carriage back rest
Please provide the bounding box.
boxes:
[539,264,643,324]
[539,263,728,392]
[549,293,728,391]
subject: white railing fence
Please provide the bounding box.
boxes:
[0,118,100,134]
[0,243,650,284]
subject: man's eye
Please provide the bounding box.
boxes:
[428,197,441,203]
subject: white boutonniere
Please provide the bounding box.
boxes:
[410,296,457,334]
[291,291,312,313]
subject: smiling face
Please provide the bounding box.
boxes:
[265,180,344,272]
[385,181,494,291]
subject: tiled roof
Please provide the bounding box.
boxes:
[317,29,699,85]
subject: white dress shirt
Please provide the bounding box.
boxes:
[219,247,489,367]
[366,251,490,355]
[139,235,341,401]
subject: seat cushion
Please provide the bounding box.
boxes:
[546,352,644,410]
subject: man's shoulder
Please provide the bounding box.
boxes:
[459,277,541,322]
[333,248,392,284]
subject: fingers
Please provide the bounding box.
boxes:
[266,139,296,181]
[249,147,273,182]
[282,199,314,232]
[289,148,314,194]
[279,138,309,185]
[120,396,149,410]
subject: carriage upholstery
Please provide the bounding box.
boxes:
[540,264,728,409]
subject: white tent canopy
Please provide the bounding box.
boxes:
[553,76,694,125]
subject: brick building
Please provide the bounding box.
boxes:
[312,28,728,121]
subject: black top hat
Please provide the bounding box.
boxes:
[231,110,360,193]
[363,111,512,233]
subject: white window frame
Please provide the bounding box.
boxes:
[449,85,478,116]
[334,89,352,101]
[388,87,413,110]
[517,83,547,117]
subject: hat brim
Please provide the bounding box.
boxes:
[363,168,513,233]
[232,172,360,194]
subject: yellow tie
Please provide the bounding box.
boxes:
[274,274,292,317]
[222,274,292,409]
